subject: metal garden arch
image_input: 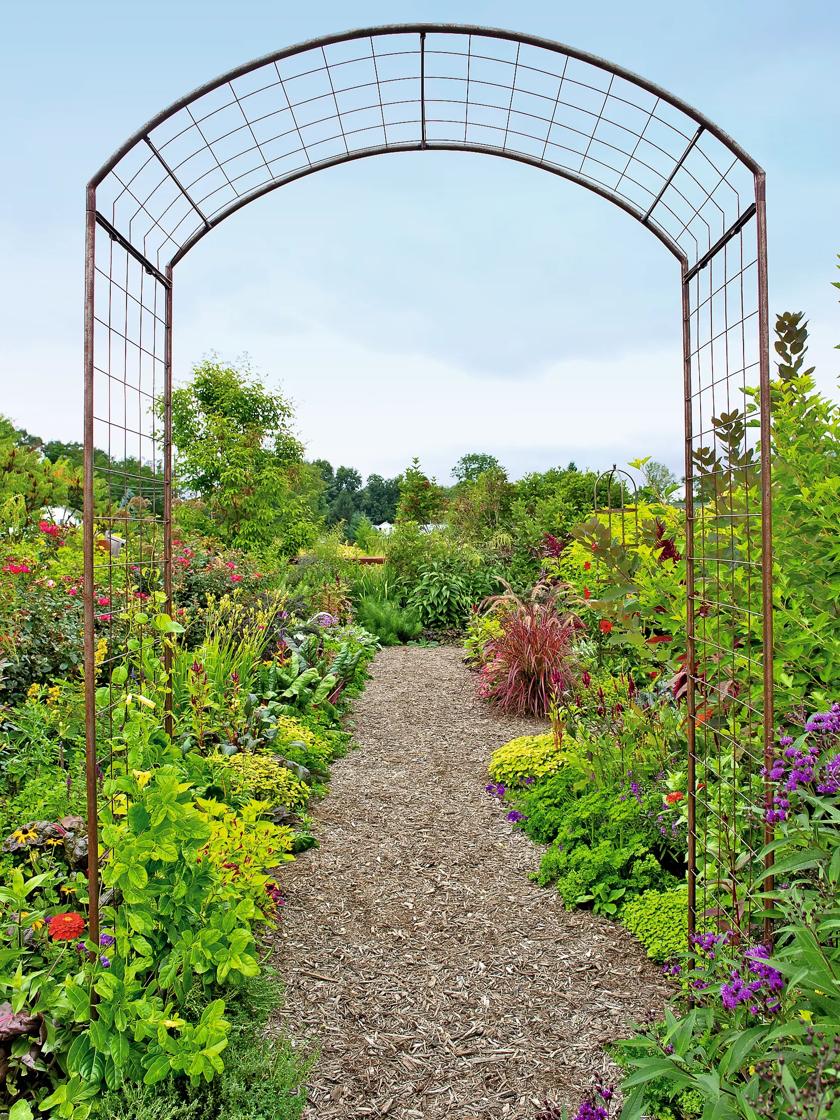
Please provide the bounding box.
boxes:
[82,24,773,942]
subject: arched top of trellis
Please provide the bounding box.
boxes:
[89,23,763,274]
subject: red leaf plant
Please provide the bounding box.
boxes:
[477,583,580,717]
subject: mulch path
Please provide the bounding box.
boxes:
[270,645,666,1119]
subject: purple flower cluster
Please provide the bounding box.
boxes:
[485,782,506,799]
[765,705,840,822]
[720,944,784,1015]
[662,961,682,978]
[571,1086,614,1120]
[691,930,729,959]
[805,703,840,735]
[506,809,526,824]
[817,753,840,795]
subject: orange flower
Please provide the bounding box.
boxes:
[599,619,613,635]
[48,912,85,941]
[665,791,684,804]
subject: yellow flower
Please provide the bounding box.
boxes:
[47,686,61,705]
[799,1009,813,1023]
[111,795,128,816]
[132,769,152,789]
[94,637,108,668]
[59,884,77,896]
[27,683,41,699]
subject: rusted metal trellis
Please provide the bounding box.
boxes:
[83,24,772,942]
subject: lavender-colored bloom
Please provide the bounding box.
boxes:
[817,753,840,795]
[506,810,526,824]
[99,933,115,948]
[99,955,111,968]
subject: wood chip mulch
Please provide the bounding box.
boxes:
[270,645,667,1119]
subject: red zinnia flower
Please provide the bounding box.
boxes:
[665,791,684,804]
[599,619,613,635]
[583,587,591,600]
[3,562,31,575]
[48,912,86,941]
[583,561,591,571]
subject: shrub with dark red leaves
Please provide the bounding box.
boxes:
[477,592,579,717]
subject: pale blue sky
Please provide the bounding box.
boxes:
[1,0,837,480]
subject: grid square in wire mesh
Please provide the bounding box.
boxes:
[92,28,758,272]
[91,226,168,784]
[685,216,765,936]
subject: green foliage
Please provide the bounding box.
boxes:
[221,754,310,809]
[355,595,421,645]
[451,452,502,484]
[756,319,840,711]
[0,415,84,520]
[449,465,513,543]
[170,359,319,556]
[621,887,689,962]
[395,457,444,525]
[91,971,311,1120]
[538,834,675,916]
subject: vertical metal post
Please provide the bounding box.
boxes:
[163,266,174,740]
[681,266,697,943]
[83,186,101,945]
[420,32,427,149]
[755,172,774,943]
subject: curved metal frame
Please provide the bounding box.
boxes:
[82,23,773,942]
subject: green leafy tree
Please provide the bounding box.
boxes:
[396,457,445,525]
[0,416,81,522]
[449,464,513,542]
[361,473,400,523]
[452,452,502,485]
[170,358,318,555]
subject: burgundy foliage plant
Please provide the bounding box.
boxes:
[477,585,579,717]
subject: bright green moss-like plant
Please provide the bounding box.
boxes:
[487,733,564,787]
[621,886,688,962]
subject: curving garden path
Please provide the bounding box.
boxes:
[271,646,666,1119]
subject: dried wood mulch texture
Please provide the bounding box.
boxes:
[270,645,665,1119]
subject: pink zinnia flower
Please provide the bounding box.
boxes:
[230,573,243,583]
[3,562,31,575]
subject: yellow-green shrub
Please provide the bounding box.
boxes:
[621,886,688,962]
[197,799,294,917]
[488,732,565,787]
[273,715,331,761]
[222,753,310,809]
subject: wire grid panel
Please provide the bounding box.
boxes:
[91,27,758,272]
[89,221,169,787]
[85,25,771,941]
[685,211,768,937]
